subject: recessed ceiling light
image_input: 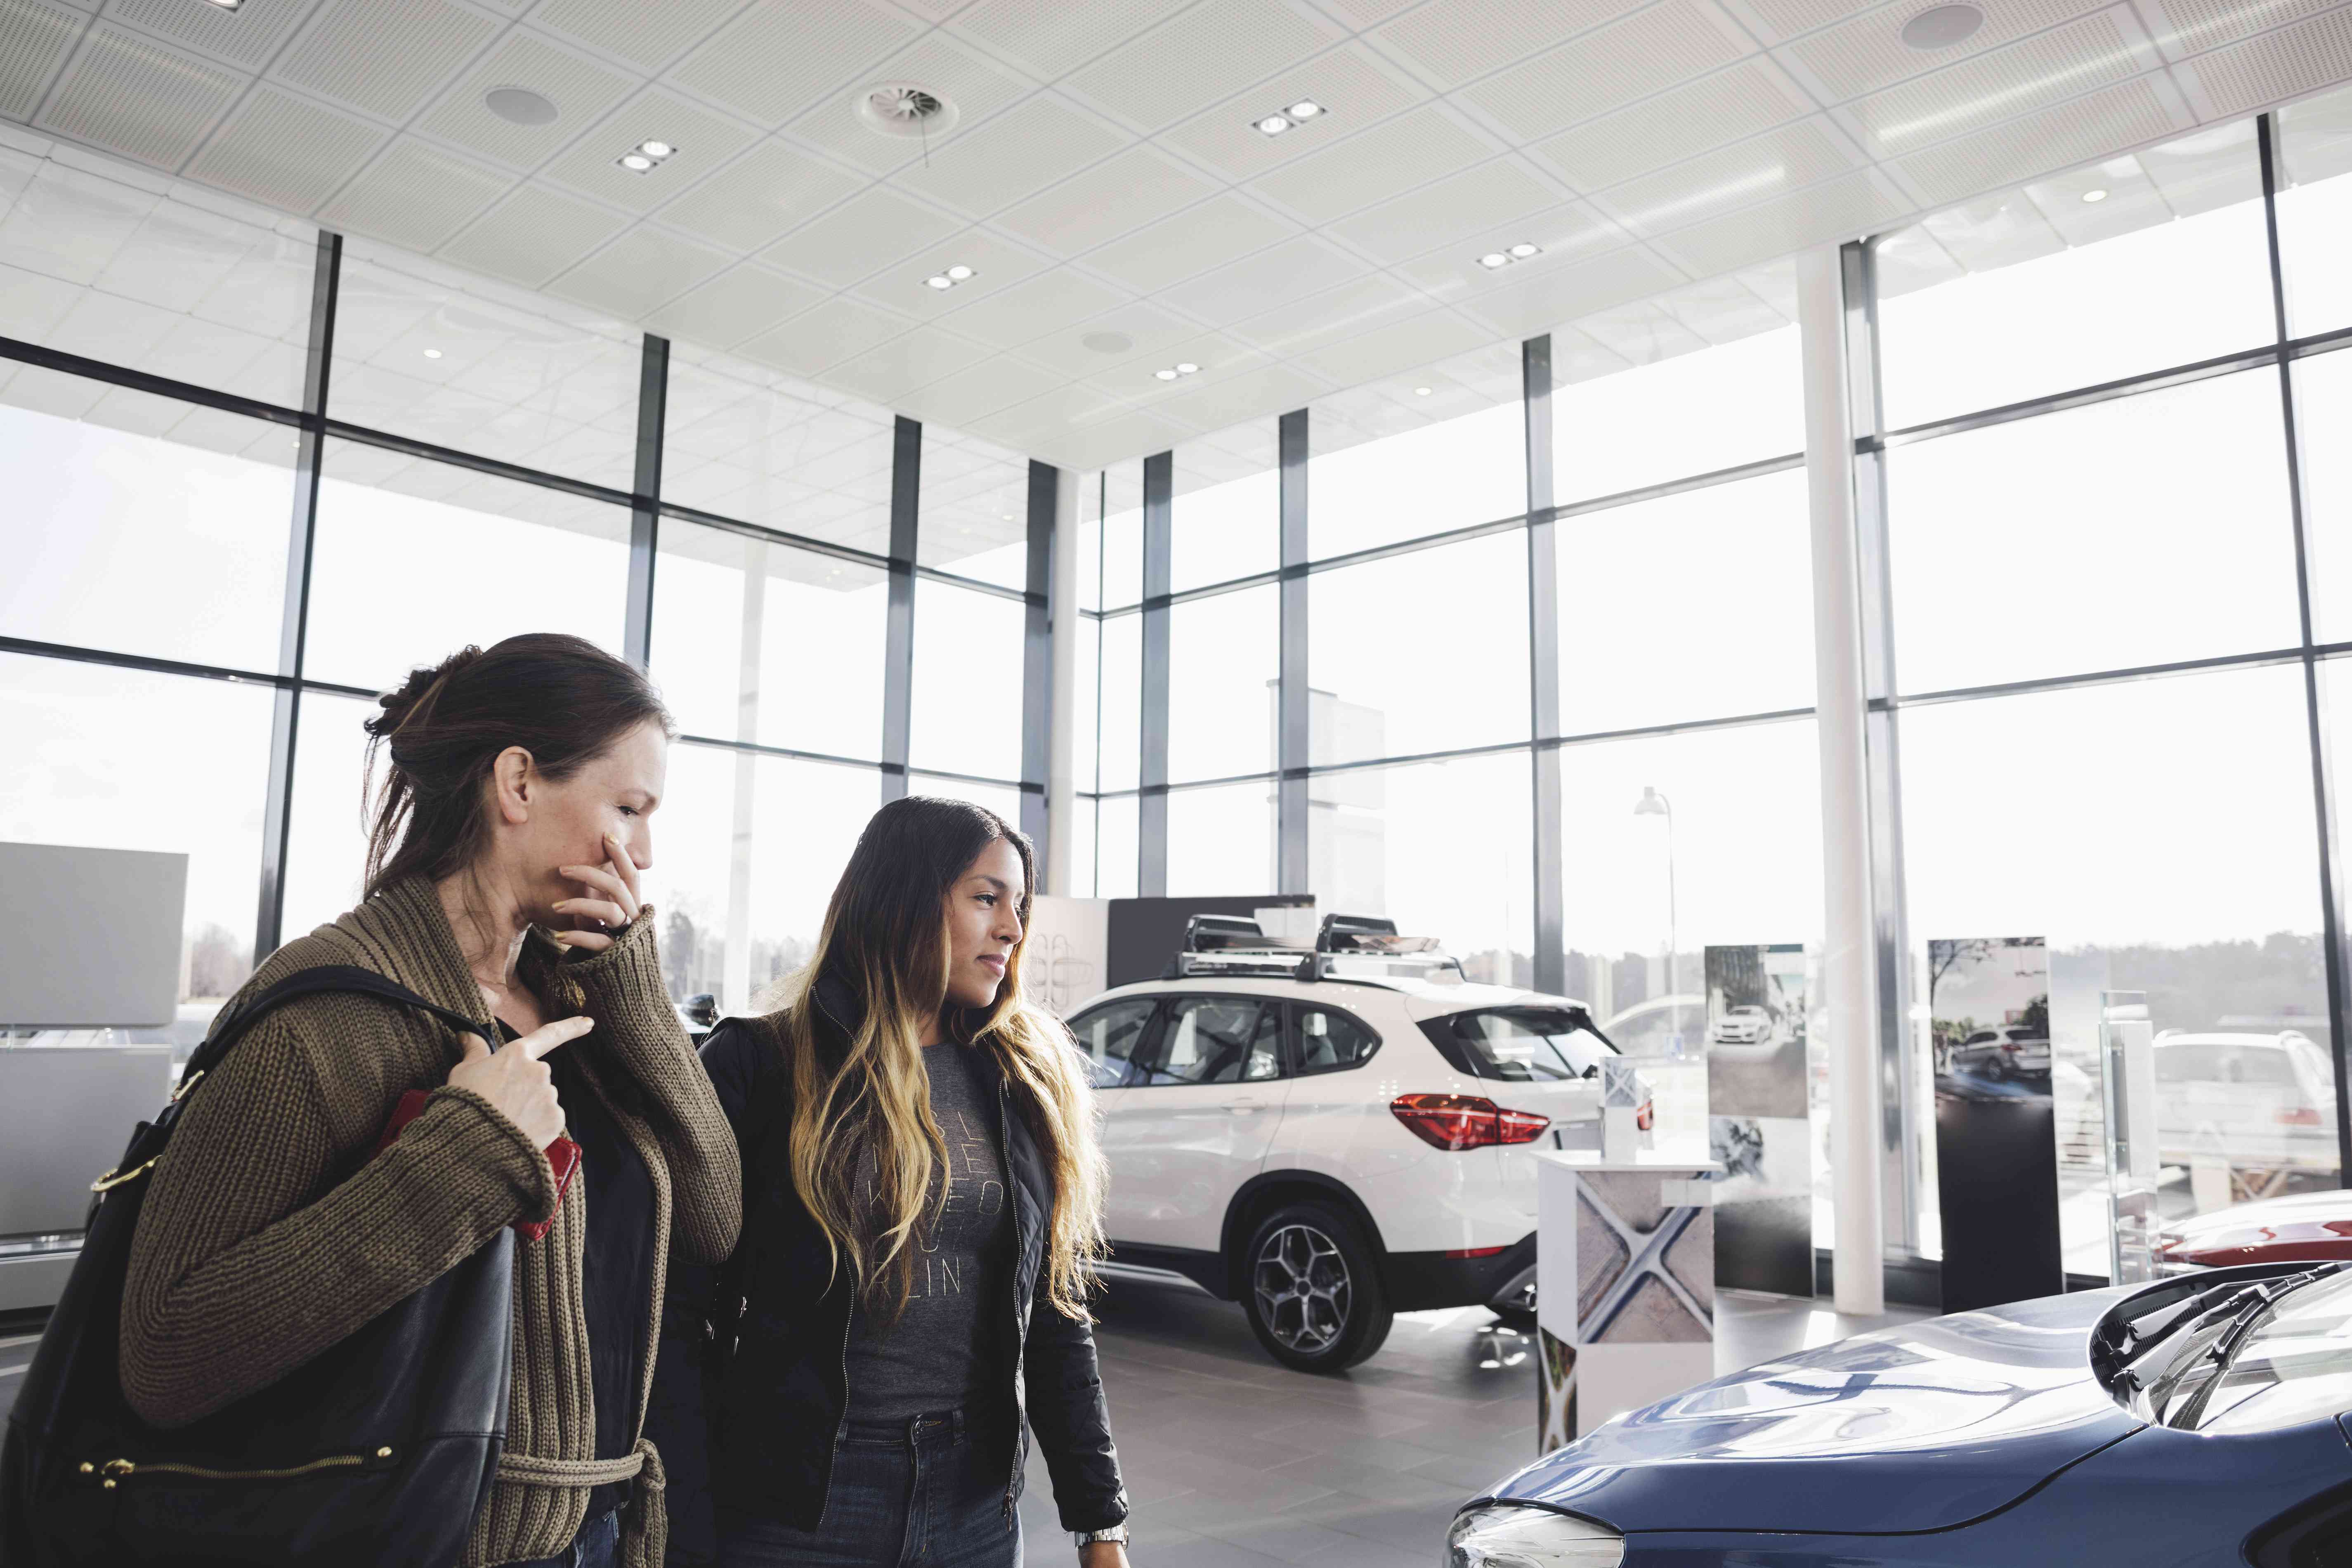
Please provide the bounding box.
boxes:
[617,152,655,172]
[1175,361,1198,374]
[1255,115,1293,136]
[483,86,555,125]
[1508,242,1540,259]
[945,264,974,281]
[1153,361,1202,381]
[198,0,241,9]
[1414,386,1432,396]
[2082,187,2109,203]
[925,274,954,290]
[639,139,674,158]
[924,264,978,292]
[422,348,443,359]
[1286,100,1323,119]
[1900,2,1983,49]
[1477,252,1510,269]
[1155,368,1180,380]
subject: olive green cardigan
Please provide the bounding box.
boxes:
[118,876,741,1566]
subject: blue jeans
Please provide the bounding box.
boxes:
[718,1410,1020,1568]
[509,1507,621,1568]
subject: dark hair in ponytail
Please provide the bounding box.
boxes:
[361,633,673,900]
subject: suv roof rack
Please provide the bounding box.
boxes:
[1160,912,1466,984]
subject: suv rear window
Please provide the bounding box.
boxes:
[1420,1007,1618,1082]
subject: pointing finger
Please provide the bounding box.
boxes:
[522,1015,595,1059]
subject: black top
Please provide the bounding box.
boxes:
[503,1020,654,1522]
[843,1040,1015,1424]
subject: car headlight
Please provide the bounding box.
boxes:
[1444,1503,1626,1567]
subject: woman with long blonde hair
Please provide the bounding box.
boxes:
[649,796,1131,1568]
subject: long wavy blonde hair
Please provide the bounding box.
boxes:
[776,796,1107,1323]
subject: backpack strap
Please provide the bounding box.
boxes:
[172,967,487,1122]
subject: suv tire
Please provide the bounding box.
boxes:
[1240,1201,1393,1373]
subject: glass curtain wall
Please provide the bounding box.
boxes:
[1,137,1041,1037]
[1074,89,2352,1288]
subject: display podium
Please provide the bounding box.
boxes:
[1535,1149,1720,1452]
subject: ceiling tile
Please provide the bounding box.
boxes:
[994,145,1215,254]
[1158,41,1428,181]
[933,267,1133,349]
[1460,0,1752,143]
[1091,327,1261,395]
[1054,408,1197,468]
[39,23,240,167]
[736,293,914,374]
[668,0,919,127]
[759,184,963,287]
[845,227,1048,317]
[2185,5,2352,114]
[2153,0,2338,54]
[1649,164,1905,272]
[0,0,83,122]
[1317,0,1422,22]
[1156,232,1371,321]
[1654,265,1795,339]
[949,0,1188,81]
[548,225,731,317]
[1780,0,2109,102]
[1141,358,1328,428]
[1248,105,1494,222]
[530,0,747,71]
[1226,271,1428,355]
[1392,199,1626,298]
[1373,0,1654,88]
[1453,243,1681,336]
[1891,76,2176,203]
[106,0,314,68]
[656,139,864,253]
[895,352,1063,425]
[783,33,1032,176]
[1593,117,1859,232]
[1533,59,1809,190]
[642,261,825,346]
[1063,0,1337,131]
[966,380,1126,444]
[1078,190,1298,294]
[185,85,383,211]
[1847,11,2147,156]
[822,321,994,400]
[273,0,498,121]
[415,31,637,169]
[1738,0,1885,41]
[1325,155,1563,264]
[1289,305,1491,387]
[540,88,757,213]
[1015,299,1212,376]
[439,183,629,286]
[892,94,1126,215]
[316,139,511,250]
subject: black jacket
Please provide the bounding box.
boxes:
[647,979,1129,1562]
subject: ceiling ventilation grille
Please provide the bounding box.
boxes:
[857,81,959,139]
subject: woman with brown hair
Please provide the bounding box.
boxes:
[117,632,741,1568]
[651,796,1131,1568]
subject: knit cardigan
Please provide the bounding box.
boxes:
[117,876,741,1567]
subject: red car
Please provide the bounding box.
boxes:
[2152,1188,2352,1273]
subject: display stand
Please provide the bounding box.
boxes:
[1535,1150,1720,1453]
[2100,991,2160,1285]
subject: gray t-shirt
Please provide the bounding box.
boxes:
[843,1041,1014,1423]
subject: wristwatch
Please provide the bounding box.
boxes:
[1072,1524,1130,1547]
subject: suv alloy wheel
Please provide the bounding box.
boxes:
[1242,1202,1393,1372]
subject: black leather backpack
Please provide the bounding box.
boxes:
[0,965,515,1568]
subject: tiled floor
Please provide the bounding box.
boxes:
[1019,1284,1928,1566]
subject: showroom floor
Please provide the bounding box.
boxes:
[1018,1285,1929,1566]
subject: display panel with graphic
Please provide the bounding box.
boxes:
[1932,935,2062,1313]
[1705,943,1814,1296]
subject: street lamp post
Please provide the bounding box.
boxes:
[1633,786,1677,1004]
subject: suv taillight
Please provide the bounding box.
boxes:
[1391,1093,1549,1150]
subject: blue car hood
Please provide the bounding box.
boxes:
[1492,1288,2144,1535]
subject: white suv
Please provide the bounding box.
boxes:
[1064,915,1639,1372]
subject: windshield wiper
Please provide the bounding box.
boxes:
[2154,1265,2344,1428]
[2099,1265,2346,1393]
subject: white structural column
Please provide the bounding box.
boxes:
[1045,466,1081,896]
[1798,245,1885,1315]
[724,540,767,1015]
